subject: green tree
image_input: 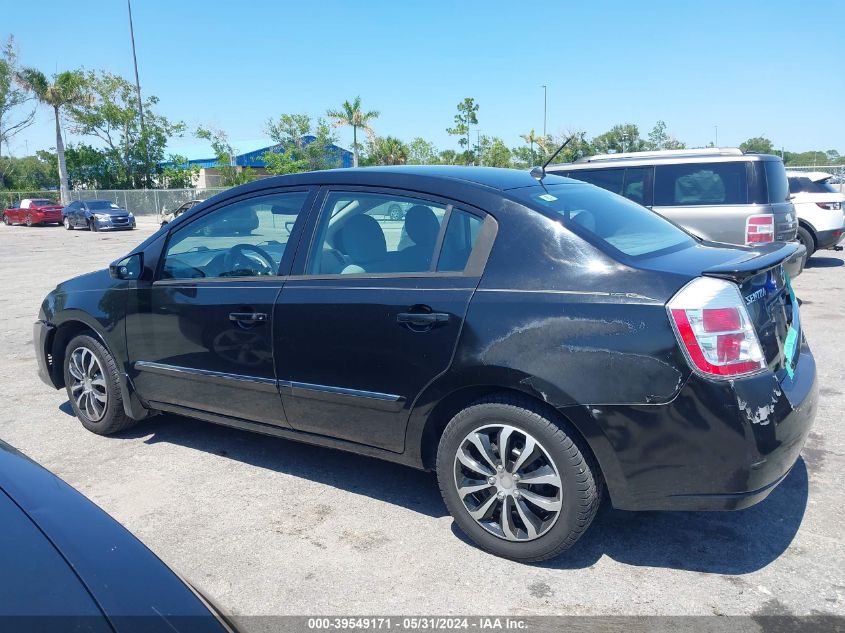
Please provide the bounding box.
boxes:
[477,135,512,167]
[263,114,340,174]
[326,96,379,168]
[66,70,184,188]
[438,149,458,164]
[446,97,479,159]
[161,154,199,188]
[646,120,685,151]
[64,143,116,189]
[15,67,86,203]
[592,124,646,154]
[0,150,57,190]
[366,136,409,165]
[519,129,543,166]
[196,126,253,186]
[739,136,775,154]
[0,36,35,189]
[407,137,438,165]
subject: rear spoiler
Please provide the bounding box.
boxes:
[701,242,802,283]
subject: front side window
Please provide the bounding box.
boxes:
[654,162,748,206]
[161,191,309,279]
[514,183,694,257]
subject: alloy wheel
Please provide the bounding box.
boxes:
[68,346,108,421]
[453,424,563,541]
[26,214,33,227]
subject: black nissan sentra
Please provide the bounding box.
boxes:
[34,166,817,561]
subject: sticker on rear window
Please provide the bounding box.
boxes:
[538,194,558,202]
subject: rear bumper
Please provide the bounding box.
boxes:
[32,211,62,223]
[34,320,58,388]
[581,337,817,511]
[816,227,844,250]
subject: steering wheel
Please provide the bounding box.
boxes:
[222,243,276,276]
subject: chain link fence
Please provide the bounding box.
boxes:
[0,188,229,219]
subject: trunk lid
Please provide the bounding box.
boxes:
[702,242,800,375]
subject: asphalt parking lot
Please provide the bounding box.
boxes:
[0,219,843,620]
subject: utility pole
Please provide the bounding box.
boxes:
[541,85,547,139]
[127,0,149,186]
[714,125,718,147]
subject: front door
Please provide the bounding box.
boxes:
[275,188,492,452]
[126,188,314,426]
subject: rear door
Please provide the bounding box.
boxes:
[274,187,495,452]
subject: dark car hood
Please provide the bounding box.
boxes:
[0,441,229,630]
[55,268,114,294]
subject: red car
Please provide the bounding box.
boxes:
[2,198,64,226]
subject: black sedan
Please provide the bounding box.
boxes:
[0,439,234,631]
[63,199,136,231]
[34,166,817,561]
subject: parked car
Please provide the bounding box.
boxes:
[0,439,235,631]
[161,199,203,227]
[2,198,64,226]
[547,148,806,274]
[63,199,136,231]
[34,167,816,561]
[786,171,845,257]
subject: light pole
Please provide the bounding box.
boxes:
[541,85,547,139]
[714,125,718,147]
[127,0,149,186]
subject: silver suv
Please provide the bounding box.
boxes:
[548,148,804,272]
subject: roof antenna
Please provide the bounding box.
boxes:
[530,135,574,181]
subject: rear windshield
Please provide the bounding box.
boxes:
[30,199,54,206]
[654,161,748,206]
[87,201,121,210]
[514,183,694,257]
[788,176,836,194]
[764,160,790,203]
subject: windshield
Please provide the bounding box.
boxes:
[514,183,694,257]
[87,201,121,210]
[788,176,837,194]
[31,199,54,206]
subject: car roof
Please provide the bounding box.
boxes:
[238,166,575,192]
[549,150,782,171]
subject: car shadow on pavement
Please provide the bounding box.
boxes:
[107,411,450,519]
[58,403,809,572]
[538,458,809,574]
[805,255,843,268]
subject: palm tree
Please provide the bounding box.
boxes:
[326,96,379,168]
[16,69,86,204]
[369,136,408,166]
[520,129,541,166]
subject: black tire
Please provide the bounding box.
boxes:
[388,204,404,221]
[2,215,9,226]
[63,334,138,435]
[797,225,816,260]
[436,395,602,562]
[89,219,97,232]
[25,214,33,227]
[64,216,74,230]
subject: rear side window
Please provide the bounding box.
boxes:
[437,209,483,272]
[514,184,694,257]
[764,160,790,203]
[654,162,748,206]
[567,169,624,195]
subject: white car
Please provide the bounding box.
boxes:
[787,171,845,257]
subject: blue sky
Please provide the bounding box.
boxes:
[4,0,844,159]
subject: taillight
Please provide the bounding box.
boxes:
[745,214,775,245]
[668,277,766,378]
[816,202,842,211]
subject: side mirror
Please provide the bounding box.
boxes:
[109,253,143,280]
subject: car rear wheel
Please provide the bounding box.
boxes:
[64,217,74,230]
[436,395,602,561]
[89,220,98,232]
[797,225,816,260]
[25,214,33,227]
[63,334,138,435]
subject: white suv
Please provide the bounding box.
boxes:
[787,171,845,258]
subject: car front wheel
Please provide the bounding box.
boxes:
[64,217,74,230]
[436,395,602,561]
[63,334,138,435]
